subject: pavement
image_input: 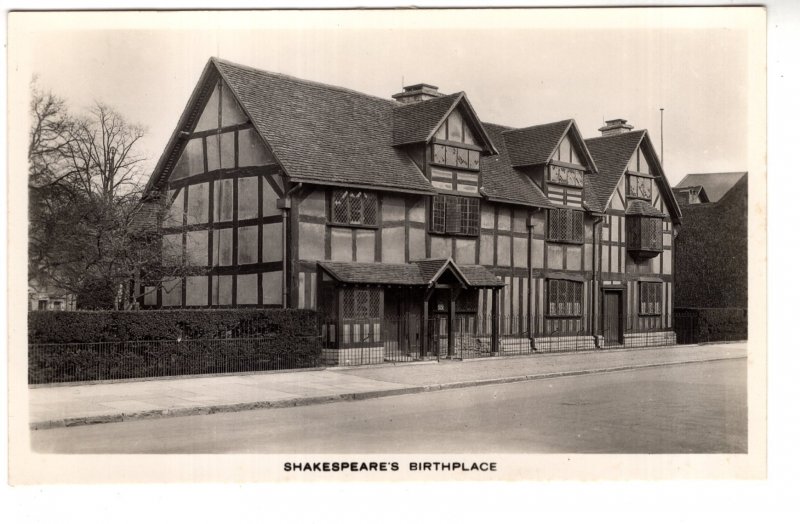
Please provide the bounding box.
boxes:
[28,341,747,430]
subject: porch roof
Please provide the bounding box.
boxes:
[318,259,504,288]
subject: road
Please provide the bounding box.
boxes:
[31,359,746,454]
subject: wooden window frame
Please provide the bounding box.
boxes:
[547,279,583,318]
[329,189,378,228]
[429,194,480,237]
[430,143,481,172]
[627,173,654,200]
[546,208,585,244]
[639,281,663,316]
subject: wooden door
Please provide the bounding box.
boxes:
[603,291,623,345]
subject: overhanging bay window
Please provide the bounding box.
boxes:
[626,215,663,260]
[430,194,480,236]
[547,208,584,243]
[330,190,377,226]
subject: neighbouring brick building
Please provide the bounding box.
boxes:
[672,173,748,341]
[134,58,683,363]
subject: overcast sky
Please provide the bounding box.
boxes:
[12,9,761,186]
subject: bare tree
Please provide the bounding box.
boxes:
[29,80,206,310]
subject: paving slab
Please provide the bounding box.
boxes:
[29,342,747,429]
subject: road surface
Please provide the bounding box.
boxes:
[31,359,746,453]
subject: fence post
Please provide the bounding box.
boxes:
[491,288,500,355]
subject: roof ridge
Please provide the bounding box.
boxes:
[584,129,647,142]
[212,57,399,106]
[502,119,573,135]
[684,171,747,176]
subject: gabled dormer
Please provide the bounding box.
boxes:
[502,119,597,209]
[392,88,497,237]
[392,88,496,194]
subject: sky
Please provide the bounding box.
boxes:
[11,9,761,187]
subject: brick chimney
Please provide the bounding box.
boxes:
[599,118,634,137]
[392,83,443,104]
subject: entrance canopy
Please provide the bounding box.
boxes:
[318,258,504,288]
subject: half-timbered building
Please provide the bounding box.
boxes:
[135,58,682,364]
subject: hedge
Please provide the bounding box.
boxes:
[28,309,321,384]
[29,308,318,343]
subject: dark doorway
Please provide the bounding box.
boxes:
[603,290,624,345]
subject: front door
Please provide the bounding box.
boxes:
[428,289,451,357]
[603,290,623,345]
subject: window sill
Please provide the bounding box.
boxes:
[546,238,585,245]
[638,312,662,317]
[428,231,479,238]
[328,222,379,230]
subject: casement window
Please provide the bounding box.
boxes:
[627,174,653,200]
[626,216,663,254]
[330,190,378,226]
[547,279,583,318]
[429,194,480,236]
[341,288,382,319]
[639,282,663,315]
[547,208,584,243]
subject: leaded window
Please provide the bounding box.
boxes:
[548,280,583,317]
[627,174,653,200]
[431,144,480,172]
[341,288,381,319]
[627,216,663,254]
[331,190,377,226]
[547,208,584,243]
[430,195,479,236]
[548,165,585,187]
[639,282,663,315]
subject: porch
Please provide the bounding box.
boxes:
[317,258,505,365]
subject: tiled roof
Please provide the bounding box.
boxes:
[415,258,452,283]
[625,199,665,217]
[674,172,747,203]
[213,58,434,195]
[318,260,503,287]
[584,130,647,212]
[480,123,553,208]
[502,120,573,167]
[318,261,426,285]
[458,264,506,287]
[392,93,462,146]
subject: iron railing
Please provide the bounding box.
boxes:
[319,313,707,366]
